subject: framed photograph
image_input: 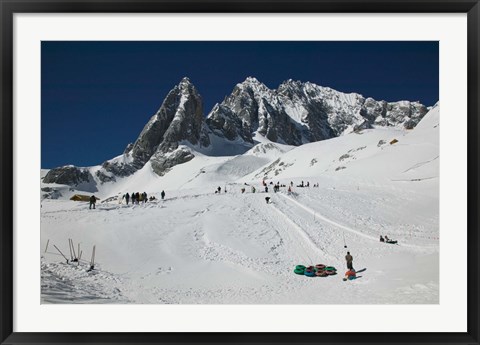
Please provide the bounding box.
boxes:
[1,1,478,344]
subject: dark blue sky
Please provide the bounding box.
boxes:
[41,41,438,168]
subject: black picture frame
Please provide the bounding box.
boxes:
[1,1,479,344]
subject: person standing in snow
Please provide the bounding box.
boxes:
[136,192,140,204]
[125,192,130,205]
[380,235,385,242]
[89,195,96,210]
[161,190,165,200]
[131,192,136,205]
[217,186,221,194]
[252,186,256,193]
[345,252,354,270]
[265,186,268,193]
[143,192,147,203]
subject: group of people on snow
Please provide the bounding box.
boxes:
[379,235,397,244]
[215,186,227,194]
[121,190,166,205]
[122,192,148,205]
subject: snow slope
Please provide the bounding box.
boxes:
[41,106,439,304]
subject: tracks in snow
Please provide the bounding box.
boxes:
[276,193,378,253]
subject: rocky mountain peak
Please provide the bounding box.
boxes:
[178,77,195,92]
[43,76,433,188]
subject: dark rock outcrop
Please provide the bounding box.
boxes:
[43,166,93,186]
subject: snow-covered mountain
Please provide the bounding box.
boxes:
[42,77,430,190]
[41,104,439,304]
[207,77,428,146]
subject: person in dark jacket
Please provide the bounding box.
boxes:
[89,195,96,209]
[161,190,165,200]
[125,192,130,205]
[131,192,136,204]
[345,252,353,270]
[136,192,140,204]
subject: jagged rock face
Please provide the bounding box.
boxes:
[208,78,429,145]
[150,147,195,176]
[207,78,305,145]
[100,78,210,179]
[43,166,94,186]
[206,104,252,142]
[157,78,210,150]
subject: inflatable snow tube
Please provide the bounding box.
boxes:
[294,268,305,275]
[304,270,316,277]
[386,240,398,244]
[315,270,327,277]
[325,266,336,271]
[295,265,306,270]
[315,264,326,270]
[326,270,337,275]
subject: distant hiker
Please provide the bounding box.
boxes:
[89,195,96,210]
[217,186,221,194]
[307,181,310,187]
[265,197,271,204]
[161,190,165,200]
[290,181,293,187]
[288,186,292,193]
[385,235,390,242]
[344,268,356,280]
[125,192,130,205]
[241,188,245,193]
[143,192,147,203]
[136,192,140,204]
[131,192,136,204]
[265,186,268,193]
[380,235,385,242]
[252,186,256,193]
[345,251,353,270]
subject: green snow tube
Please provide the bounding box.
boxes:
[295,265,306,271]
[325,266,337,272]
[294,268,305,275]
